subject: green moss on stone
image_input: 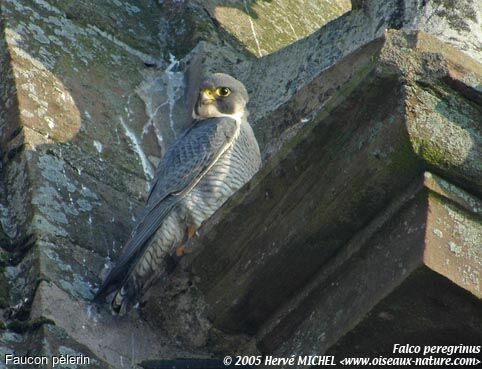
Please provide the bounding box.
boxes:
[411,138,448,168]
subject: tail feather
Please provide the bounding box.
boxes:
[94,207,184,315]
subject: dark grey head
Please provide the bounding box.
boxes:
[193,73,249,121]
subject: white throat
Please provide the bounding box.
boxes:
[192,109,245,124]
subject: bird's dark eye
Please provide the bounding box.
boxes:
[216,87,231,97]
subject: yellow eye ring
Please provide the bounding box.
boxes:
[215,87,231,97]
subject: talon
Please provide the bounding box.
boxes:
[176,245,185,257]
[187,224,196,238]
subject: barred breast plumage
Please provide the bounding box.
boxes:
[184,120,261,226]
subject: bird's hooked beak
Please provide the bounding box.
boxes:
[199,88,216,105]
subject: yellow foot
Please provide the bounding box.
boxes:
[176,245,185,257]
[187,224,197,238]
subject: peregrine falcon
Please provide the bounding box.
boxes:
[94,73,261,315]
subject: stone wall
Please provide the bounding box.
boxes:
[0,0,480,368]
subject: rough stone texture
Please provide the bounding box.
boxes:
[198,0,351,57]
[29,281,204,368]
[0,0,481,367]
[326,266,482,357]
[257,172,482,362]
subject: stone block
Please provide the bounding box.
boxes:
[257,172,482,360]
[30,281,209,368]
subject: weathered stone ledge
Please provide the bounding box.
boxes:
[144,30,482,358]
[258,171,482,360]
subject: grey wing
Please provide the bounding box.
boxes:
[94,117,238,301]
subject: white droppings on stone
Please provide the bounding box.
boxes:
[243,0,263,57]
[286,18,299,39]
[137,76,167,145]
[93,140,103,153]
[119,116,154,181]
[165,54,184,137]
[136,53,184,149]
